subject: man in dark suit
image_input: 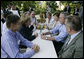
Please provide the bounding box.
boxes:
[73,5,79,16]
[64,4,71,14]
[58,15,83,58]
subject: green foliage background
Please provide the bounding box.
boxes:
[1,1,82,15]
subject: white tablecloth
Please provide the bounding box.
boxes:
[26,29,58,58]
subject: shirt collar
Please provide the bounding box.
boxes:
[7,28,17,36]
[71,30,81,41]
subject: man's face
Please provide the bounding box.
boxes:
[31,12,35,18]
[54,15,58,21]
[25,20,31,26]
[59,14,65,24]
[65,19,71,34]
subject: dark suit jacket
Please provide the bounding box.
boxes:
[73,8,79,15]
[19,25,36,41]
[59,31,83,58]
[64,6,71,14]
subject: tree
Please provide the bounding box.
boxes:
[46,1,58,13]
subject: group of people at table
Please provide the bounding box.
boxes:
[1,8,83,58]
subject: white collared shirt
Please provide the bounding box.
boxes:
[1,21,3,34]
[2,22,7,35]
[68,31,81,45]
[44,17,55,29]
[9,10,20,17]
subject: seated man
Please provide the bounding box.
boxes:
[58,15,83,58]
[41,12,69,55]
[1,14,40,58]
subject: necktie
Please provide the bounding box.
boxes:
[64,35,71,48]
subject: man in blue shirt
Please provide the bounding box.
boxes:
[41,12,69,55]
[1,14,40,58]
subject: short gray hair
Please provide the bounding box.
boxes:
[60,12,69,19]
[65,15,82,31]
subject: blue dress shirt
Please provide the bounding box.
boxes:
[1,28,35,58]
[50,23,68,43]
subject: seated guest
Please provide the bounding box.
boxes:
[44,12,55,30]
[1,14,40,58]
[41,12,69,55]
[39,12,45,23]
[51,12,60,29]
[19,14,38,41]
[58,15,83,58]
[36,12,46,29]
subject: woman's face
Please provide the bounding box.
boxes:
[25,20,31,26]
[54,15,58,21]
[59,14,65,24]
[46,14,51,20]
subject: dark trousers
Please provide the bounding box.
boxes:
[52,40,64,56]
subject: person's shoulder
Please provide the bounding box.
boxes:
[75,31,83,48]
[3,22,6,26]
[54,22,61,29]
[1,32,10,44]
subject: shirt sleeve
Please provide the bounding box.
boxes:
[15,49,35,58]
[50,23,61,34]
[17,32,34,48]
[1,35,35,58]
[54,31,68,42]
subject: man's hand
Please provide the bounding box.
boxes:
[41,35,55,41]
[32,44,40,53]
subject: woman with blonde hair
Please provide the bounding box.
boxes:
[39,12,45,23]
[19,13,38,42]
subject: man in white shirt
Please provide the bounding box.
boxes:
[30,11,38,31]
[9,4,20,17]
